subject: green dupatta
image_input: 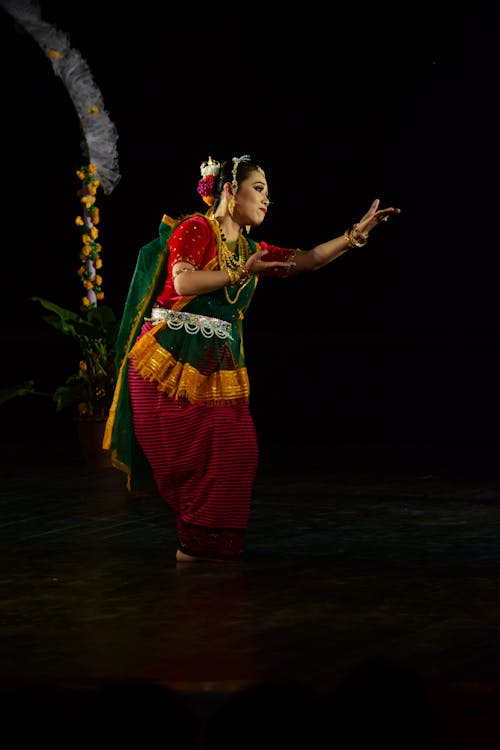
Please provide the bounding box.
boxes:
[103,215,175,493]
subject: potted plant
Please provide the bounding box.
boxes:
[1,296,120,465]
[0,157,122,465]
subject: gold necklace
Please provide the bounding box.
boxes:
[220,235,250,268]
[211,219,252,304]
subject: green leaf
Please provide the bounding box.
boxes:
[53,383,89,412]
[0,381,36,405]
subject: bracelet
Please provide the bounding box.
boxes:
[226,266,252,287]
[237,266,252,284]
[344,223,369,249]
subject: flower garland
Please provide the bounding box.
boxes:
[75,164,104,310]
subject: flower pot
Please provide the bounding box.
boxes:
[74,417,111,468]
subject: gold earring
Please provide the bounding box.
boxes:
[228,196,235,216]
[245,225,251,234]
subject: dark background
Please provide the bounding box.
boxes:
[1,0,498,454]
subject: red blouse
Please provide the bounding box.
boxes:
[156,215,295,309]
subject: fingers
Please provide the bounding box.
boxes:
[375,207,401,224]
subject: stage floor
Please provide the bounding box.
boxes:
[1,432,499,746]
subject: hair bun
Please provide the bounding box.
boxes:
[197,156,220,205]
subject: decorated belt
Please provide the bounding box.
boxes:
[146,307,233,339]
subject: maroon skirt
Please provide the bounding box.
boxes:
[128,364,259,558]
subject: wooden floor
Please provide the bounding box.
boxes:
[1,418,499,747]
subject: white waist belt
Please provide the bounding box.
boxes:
[147,307,233,340]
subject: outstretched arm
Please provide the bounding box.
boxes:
[291,199,401,273]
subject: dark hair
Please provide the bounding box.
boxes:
[212,156,263,211]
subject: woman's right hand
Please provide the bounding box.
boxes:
[245,250,296,276]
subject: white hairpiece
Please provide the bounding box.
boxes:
[231,154,252,188]
[200,156,220,178]
[232,154,251,164]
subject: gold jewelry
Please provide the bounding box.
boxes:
[381,215,389,222]
[227,154,251,219]
[237,266,251,283]
[211,219,253,303]
[344,223,368,249]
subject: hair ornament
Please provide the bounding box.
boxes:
[197,156,220,205]
[232,154,251,165]
[231,154,251,188]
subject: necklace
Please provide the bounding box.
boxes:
[211,219,253,304]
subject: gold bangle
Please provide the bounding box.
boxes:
[226,268,238,286]
[237,266,251,285]
[344,224,368,249]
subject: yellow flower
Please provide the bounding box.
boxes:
[76,163,106,309]
[88,105,100,115]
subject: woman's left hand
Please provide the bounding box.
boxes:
[356,199,401,236]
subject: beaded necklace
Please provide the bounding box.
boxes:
[211,219,252,304]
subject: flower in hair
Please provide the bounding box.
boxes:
[197,156,220,206]
[197,174,216,205]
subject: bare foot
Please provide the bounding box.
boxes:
[175,549,240,563]
[176,549,202,562]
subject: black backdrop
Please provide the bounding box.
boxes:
[1,0,498,451]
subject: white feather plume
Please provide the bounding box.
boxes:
[1,0,120,194]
